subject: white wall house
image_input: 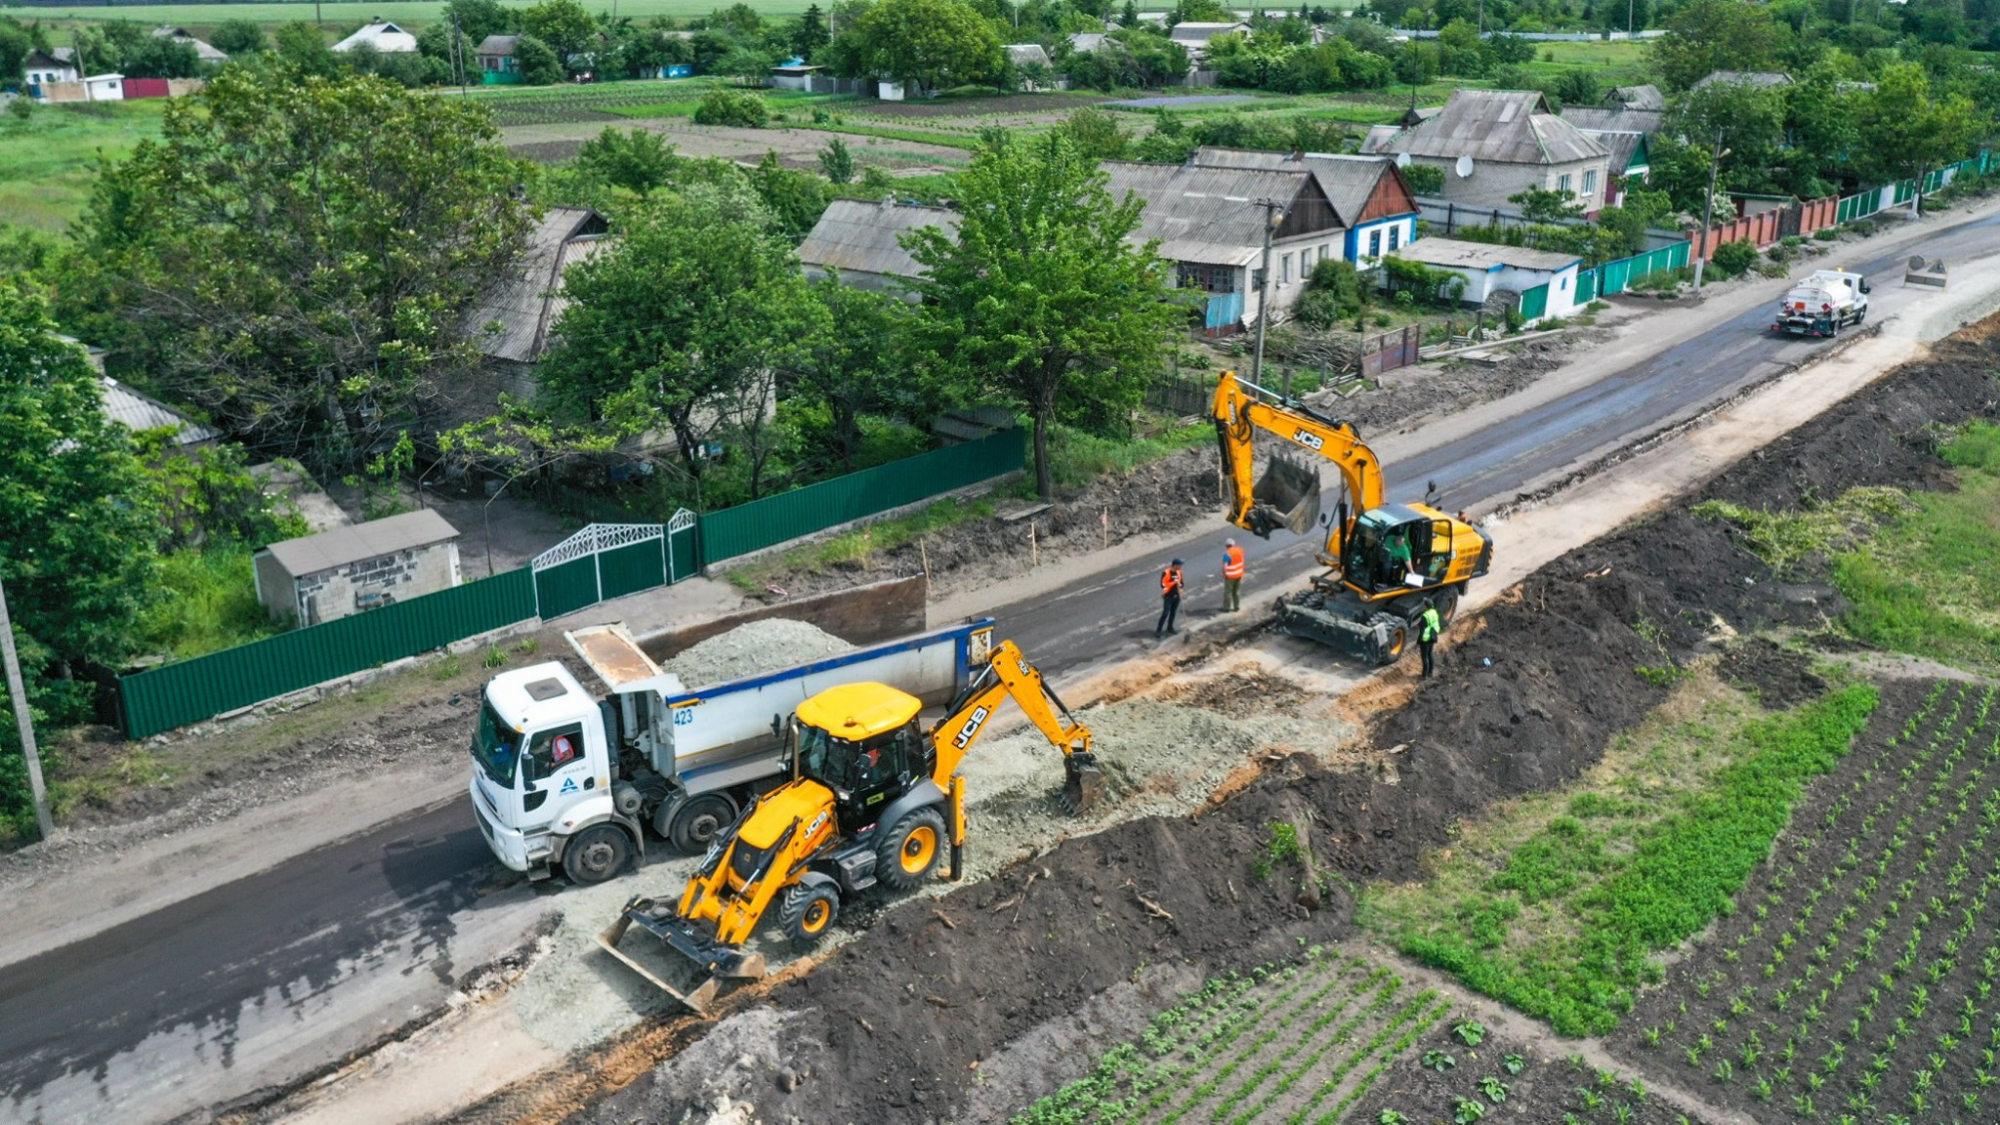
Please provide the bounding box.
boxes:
[1387,238,1584,327]
[333,19,419,53]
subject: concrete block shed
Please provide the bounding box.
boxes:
[254,509,463,626]
[1388,237,1583,326]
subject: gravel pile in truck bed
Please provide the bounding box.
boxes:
[661,619,854,687]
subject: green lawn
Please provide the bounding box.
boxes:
[0,100,167,232]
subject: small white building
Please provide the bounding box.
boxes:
[333,19,419,54]
[254,509,462,625]
[1387,238,1583,326]
[81,74,125,102]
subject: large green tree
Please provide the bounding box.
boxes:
[0,294,160,818]
[904,132,1182,502]
[845,0,1001,94]
[74,67,529,472]
[538,184,817,488]
[1647,0,1790,91]
[1856,62,1980,216]
[521,0,599,61]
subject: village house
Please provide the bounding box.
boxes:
[474,35,522,83]
[1364,89,1612,213]
[1167,21,1249,67]
[253,510,462,625]
[459,206,609,412]
[1191,147,1422,267]
[333,19,419,54]
[22,47,78,89]
[1004,42,1055,89]
[151,25,229,64]
[795,197,957,298]
[1388,238,1584,327]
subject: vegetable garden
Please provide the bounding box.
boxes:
[1614,678,2000,1122]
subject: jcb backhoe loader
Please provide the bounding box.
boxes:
[596,639,1103,1012]
[1213,370,1493,664]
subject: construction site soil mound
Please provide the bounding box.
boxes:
[554,329,2000,1124]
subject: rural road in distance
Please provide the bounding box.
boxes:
[4,207,1999,1125]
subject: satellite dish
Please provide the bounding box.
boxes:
[1394,151,1411,168]
[1455,154,1474,178]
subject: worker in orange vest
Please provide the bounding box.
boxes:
[1156,557,1185,638]
[1221,538,1246,612]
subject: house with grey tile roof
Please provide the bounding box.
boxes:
[1363,89,1612,212]
[152,25,229,63]
[461,206,609,410]
[100,379,219,447]
[1191,148,1422,266]
[796,197,958,297]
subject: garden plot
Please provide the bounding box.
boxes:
[1010,949,1452,1125]
[1612,677,2000,1122]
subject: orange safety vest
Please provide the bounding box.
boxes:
[1223,546,1246,579]
[1161,566,1183,595]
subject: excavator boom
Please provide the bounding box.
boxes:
[1213,370,1382,550]
[932,639,1104,816]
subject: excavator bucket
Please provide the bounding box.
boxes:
[1060,754,1108,816]
[595,896,767,1014]
[1249,455,1322,538]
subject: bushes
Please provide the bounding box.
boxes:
[1708,238,1759,278]
[1380,256,1467,306]
[1295,258,1364,328]
[694,88,769,128]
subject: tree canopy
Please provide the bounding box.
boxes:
[73,66,529,473]
[840,0,1002,94]
[903,132,1182,501]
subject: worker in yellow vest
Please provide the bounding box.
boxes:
[1221,538,1246,612]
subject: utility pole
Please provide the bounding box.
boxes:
[1628,0,1634,35]
[1692,127,1724,293]
[0,578,53,842]
[1250,200,1286,386]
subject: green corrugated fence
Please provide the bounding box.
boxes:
[1594,242,1688,297]
[1517,284,1550,321]
[120,568,537,739]
[700,428,1027,562]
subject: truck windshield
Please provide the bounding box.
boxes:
[473,701,521,788]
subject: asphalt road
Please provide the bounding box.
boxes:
[5,209,1999,1125]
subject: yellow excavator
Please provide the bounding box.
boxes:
[597,639,1103,1012]
[1214,370,1493,664]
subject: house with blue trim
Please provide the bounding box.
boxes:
[1193,148,1422,268]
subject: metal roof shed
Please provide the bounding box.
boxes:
[254,509,463,625]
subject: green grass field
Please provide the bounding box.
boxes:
[0,99,166,231]
[0,0,1188,29]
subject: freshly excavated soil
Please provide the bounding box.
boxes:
[660,619,853,687]
[556,330,2000,1124]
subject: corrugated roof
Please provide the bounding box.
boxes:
[1370,89,1608,167]
[1607,84,1665,110]
[1004,43,1051,67]
[796,198,958,280]
[1557,104,1663,137]
[1392,237,1579,273]
[1695,70,1792,89]
[1169,21,1249,41]
[465,207,608,364]
[1100,162,1318,267]
[151,26,229,61]
[99,378,218,445]
[1192,148,1409,229]
[475,34,519,55]
[1577,130,1648,174]
[263,509,460,578]
[1069,32,1107,52]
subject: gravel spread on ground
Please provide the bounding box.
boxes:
[662,619,854,687]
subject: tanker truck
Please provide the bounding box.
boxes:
[1771,269,1869,338]
[469,618,998,884]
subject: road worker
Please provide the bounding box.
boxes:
[1418,600,1444,679]
[1221,539,1246,612]
[1156,558,1185,638]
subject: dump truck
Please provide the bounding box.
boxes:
[1772,269,1869,338]
[469,618,999,884]
[598,638,1102,1011]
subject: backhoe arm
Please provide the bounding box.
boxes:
[1212,370,1384,543]
[931,639,1104,821]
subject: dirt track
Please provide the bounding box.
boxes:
[509,329,2000,1124]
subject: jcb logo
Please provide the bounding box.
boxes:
[806,810,831,838]
[953,706,991,749]
[1291,429,1325,451]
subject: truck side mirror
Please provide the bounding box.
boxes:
[1860,281,1871,294]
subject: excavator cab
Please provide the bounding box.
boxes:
[792,684,929,834]
[1341,507,1451,596]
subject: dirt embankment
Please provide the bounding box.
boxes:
[543,334,2000,1124]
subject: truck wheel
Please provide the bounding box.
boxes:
[875,807,947,891]
[1375,618,1410,666]
[562,824,630,884]
[664,793,738,853]
[1432,587,1461,628]
[779,882,841,949]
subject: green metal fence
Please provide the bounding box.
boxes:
[120,568,537,739]
[1593,241,1689,297]
[1517,283,1550,321]
[700,428,1027,563]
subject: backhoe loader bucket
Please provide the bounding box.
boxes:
[1060,753,1108,816]
[1248,455,1322,538]
[596,895,767,1014]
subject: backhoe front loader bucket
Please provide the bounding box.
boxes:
[1249,455,1322,537]
[596,895,767,1014]
[1061,754,1108,816]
